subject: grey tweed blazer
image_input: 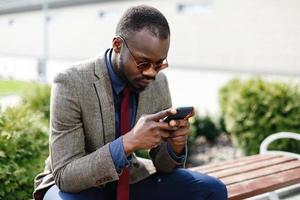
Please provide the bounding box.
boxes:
[33,52,185,200]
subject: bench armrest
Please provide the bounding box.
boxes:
[259,132,300,159]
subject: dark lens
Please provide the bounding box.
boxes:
[138,62,151,70]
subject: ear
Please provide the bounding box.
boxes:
[112,37,122,53]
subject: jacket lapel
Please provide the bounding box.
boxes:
[94,54,116,143]
[135,87,154,123]
[135,92,146,123]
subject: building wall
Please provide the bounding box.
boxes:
[0,0,300,112]
[1,0,300,75]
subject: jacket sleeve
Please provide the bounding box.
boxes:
[50,70,119,192]
[149,73,187,173]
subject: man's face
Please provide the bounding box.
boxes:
[112,28,170,92]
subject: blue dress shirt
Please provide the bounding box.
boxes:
[105,49,184,173]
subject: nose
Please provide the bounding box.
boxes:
[142,64,158,78]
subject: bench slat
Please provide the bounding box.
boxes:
[227,167,300,200]
[191,154,280,173]
[222,160,300,185]
[208,156,296,178]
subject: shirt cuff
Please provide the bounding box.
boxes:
[166,142,185,163]
[109,137,131,173]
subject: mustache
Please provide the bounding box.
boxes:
[137,75,156,81]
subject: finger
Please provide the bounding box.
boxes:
[171,127,190,137]
[171,135,188,142]
[151,128,172,140]
[167,136,187,145]
[159,130,172,138]
[169,119,189,128]
[155,121,179,131]
[153,137,163,148]
[152,127,170,137]
[147,107,176,121]
[151,140,162,149]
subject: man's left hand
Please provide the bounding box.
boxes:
[166,111,194,155]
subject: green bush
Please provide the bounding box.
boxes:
[198,115,221,142]
[0,105,48,200]
[188,116,200,146]
[219,78,300,155]
[22,84,51,122]
[219,79,241,134]
[189,114,221,143]
[0,80,37,97]
[135,150,150,159]
[219,79,241,115]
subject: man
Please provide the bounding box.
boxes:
[34,5,227,200]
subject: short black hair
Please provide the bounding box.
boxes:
[116,5,170,40]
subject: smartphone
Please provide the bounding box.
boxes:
[163,106,194,123]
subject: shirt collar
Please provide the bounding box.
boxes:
[105,48,126,95]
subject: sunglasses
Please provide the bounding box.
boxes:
[117,35,168,71]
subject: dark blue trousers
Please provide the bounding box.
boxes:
[44,168,228,200]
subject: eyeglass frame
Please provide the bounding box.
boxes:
[117,35,169,71]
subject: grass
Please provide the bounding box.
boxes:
[0,79,38,96]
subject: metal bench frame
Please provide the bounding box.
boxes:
[259,132,300,200]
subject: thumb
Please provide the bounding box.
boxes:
[147,107,176,122]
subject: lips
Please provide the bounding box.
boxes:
[139,78,152,87]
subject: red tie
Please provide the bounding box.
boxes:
[117,87,131,200]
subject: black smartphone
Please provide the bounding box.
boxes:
[163,106,194,123]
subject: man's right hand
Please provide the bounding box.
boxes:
[122,108,177,156]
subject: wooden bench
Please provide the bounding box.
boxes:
[190,132,300,200]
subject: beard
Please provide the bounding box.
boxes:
[117,56,155,93]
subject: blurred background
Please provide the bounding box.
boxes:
[0,0,300,199]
